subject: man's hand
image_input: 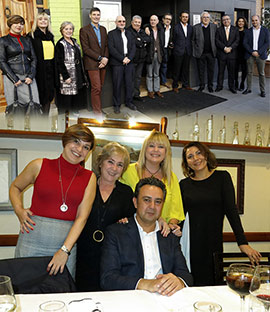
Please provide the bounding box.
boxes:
[145,27,150,36]
[224,47,232,53]
[252,51,259,57]
[123,57,130,65]
[99,57,108,68]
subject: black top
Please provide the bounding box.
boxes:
[237,29,246,60]
[180,170,248,286]
[76,180,135,291]
[202,25,211,54]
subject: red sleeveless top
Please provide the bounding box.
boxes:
[31,155,92,221]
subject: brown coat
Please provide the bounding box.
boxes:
[79,24,109,70]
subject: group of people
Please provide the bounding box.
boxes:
[10,123,261,294]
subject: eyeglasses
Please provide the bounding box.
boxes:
[164,17,172,20]
[202,16,210,19]
[117,20,126,23]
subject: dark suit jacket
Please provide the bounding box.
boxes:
[243,26,270,60]
[108,28,136,66]
[80,24,109,70]
[100,217,193,290]
[173,23,193,56]
[215,25,239,60]
[192,23,217,58]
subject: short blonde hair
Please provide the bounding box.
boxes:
[60,21,74,35]
[96,142,130,176]
[31,12,52,38]
[137,130,172,185]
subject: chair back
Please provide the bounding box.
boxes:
[0,256,76,294]
[213,252,270,285]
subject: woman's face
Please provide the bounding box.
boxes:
[145,141,166,165]
[62,24,73,39]
[10,22,24,35]
[238,19,245,29]
[37,16,48,30]
[62,138,91,164]
[100,153,125,183]
[185,146,208,174]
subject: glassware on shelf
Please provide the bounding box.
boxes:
[232,121,239,144]
[50,106,58,133]
[6,113,14,130]
[220,115,226,144]
[172,111,179,140]
[192,112,200,141]
[24,114,31,131]
[206,115,213,142]
[267,128,270,147]
[243,122,251,145]
[255,124,263,147]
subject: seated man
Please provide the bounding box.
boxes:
[100,177,193,296]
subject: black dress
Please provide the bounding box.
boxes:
[76,180,135,291]
[179,170,248,286]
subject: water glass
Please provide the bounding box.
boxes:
[0,275,17,312]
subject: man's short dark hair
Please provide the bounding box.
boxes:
[163,13,172,19]
[179,10,189,17]
[134,177,167,200]
[90,7,100,14]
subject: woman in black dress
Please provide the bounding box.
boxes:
[179,142,260,286]
[29,11,55,114]
[76,142,135,291]
[235,17,248,91]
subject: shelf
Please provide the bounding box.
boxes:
[169,140,270,153]
[0,129,63,140]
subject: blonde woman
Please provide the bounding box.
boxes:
[121,130,185,236]
[29,11,55,114]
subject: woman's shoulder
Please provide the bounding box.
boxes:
[115,180,133,193]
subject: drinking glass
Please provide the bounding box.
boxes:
[193,301,222,311]
[39,300,66,312]
[0,275,17,312]
[226,263,254,312]
[250,265,270,312]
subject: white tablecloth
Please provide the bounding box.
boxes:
[15,286,253,312]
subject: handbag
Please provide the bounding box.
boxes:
[25,83,43,115]
[5,85,27,115]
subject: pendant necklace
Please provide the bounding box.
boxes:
[58,158,79,212]
[145,165,161,178]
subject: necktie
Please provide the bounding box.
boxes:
[225,27,229,41]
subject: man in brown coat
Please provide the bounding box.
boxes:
[80,7,109,115]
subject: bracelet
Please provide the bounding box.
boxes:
[61,245,71,256]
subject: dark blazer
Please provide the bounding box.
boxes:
[243,26,270,60]
[100,217,193,290]
[215,25,239,60]
[172,23,193,56]
[192,23,217,58]
[144,23,165,64]
[80,24,109,70]
[108,28,136,66]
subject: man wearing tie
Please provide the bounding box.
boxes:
[215,14,239,93]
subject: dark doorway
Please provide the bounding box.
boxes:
[234,8,249,24]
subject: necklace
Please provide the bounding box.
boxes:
[144,165,161,177]
[58,158,79,212]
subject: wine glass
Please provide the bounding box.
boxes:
[0,275,17,312]
[226,263,254,312]
[250,265,270,312]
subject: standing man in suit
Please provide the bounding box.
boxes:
[108,15,137,114]
[160,13,174,88]
[100,177,193,295]
[243,15,270,97]
[192,11,217,93]
[215,14,239,93]
[172,11,193,93]
[80,7,109,116]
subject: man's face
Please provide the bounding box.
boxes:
[201,13,210,26]
[133,185,164,228]
[252,16,260,28]
[222,15,231,27]
[131,18,141,31]
[90,11,101,25]
[163,15,172,26]
[116,15,126,30]
[180,13,189,24]
[150,15,159,27]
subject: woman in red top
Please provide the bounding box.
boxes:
[9,124,96,278]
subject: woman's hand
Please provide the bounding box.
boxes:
[24,77,32,84]
[239,244,261,265]
[15,208,35,233]
[47,249,69,275]
[64,78,72,84]
[14,80,22,87]
[168,223,182,237]
[158,217,171,237]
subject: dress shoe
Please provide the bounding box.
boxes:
[133,96,143,102]
[239,82,245,91]
[155,91,164,98]
[260,91,266,97]
[235,81,239,90]
[126,103,137,110]
[215,87,223,92]
[242,89,251,95]
[229,88,237,94]
[208,86,214,93]
[173,88,179,93]
[148,91,155,99]
[183,86,193,90]
[197,86,205,92]
[113,106,121,114]
[161,83,170,88]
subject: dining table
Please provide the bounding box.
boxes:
[14,285,263,312]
